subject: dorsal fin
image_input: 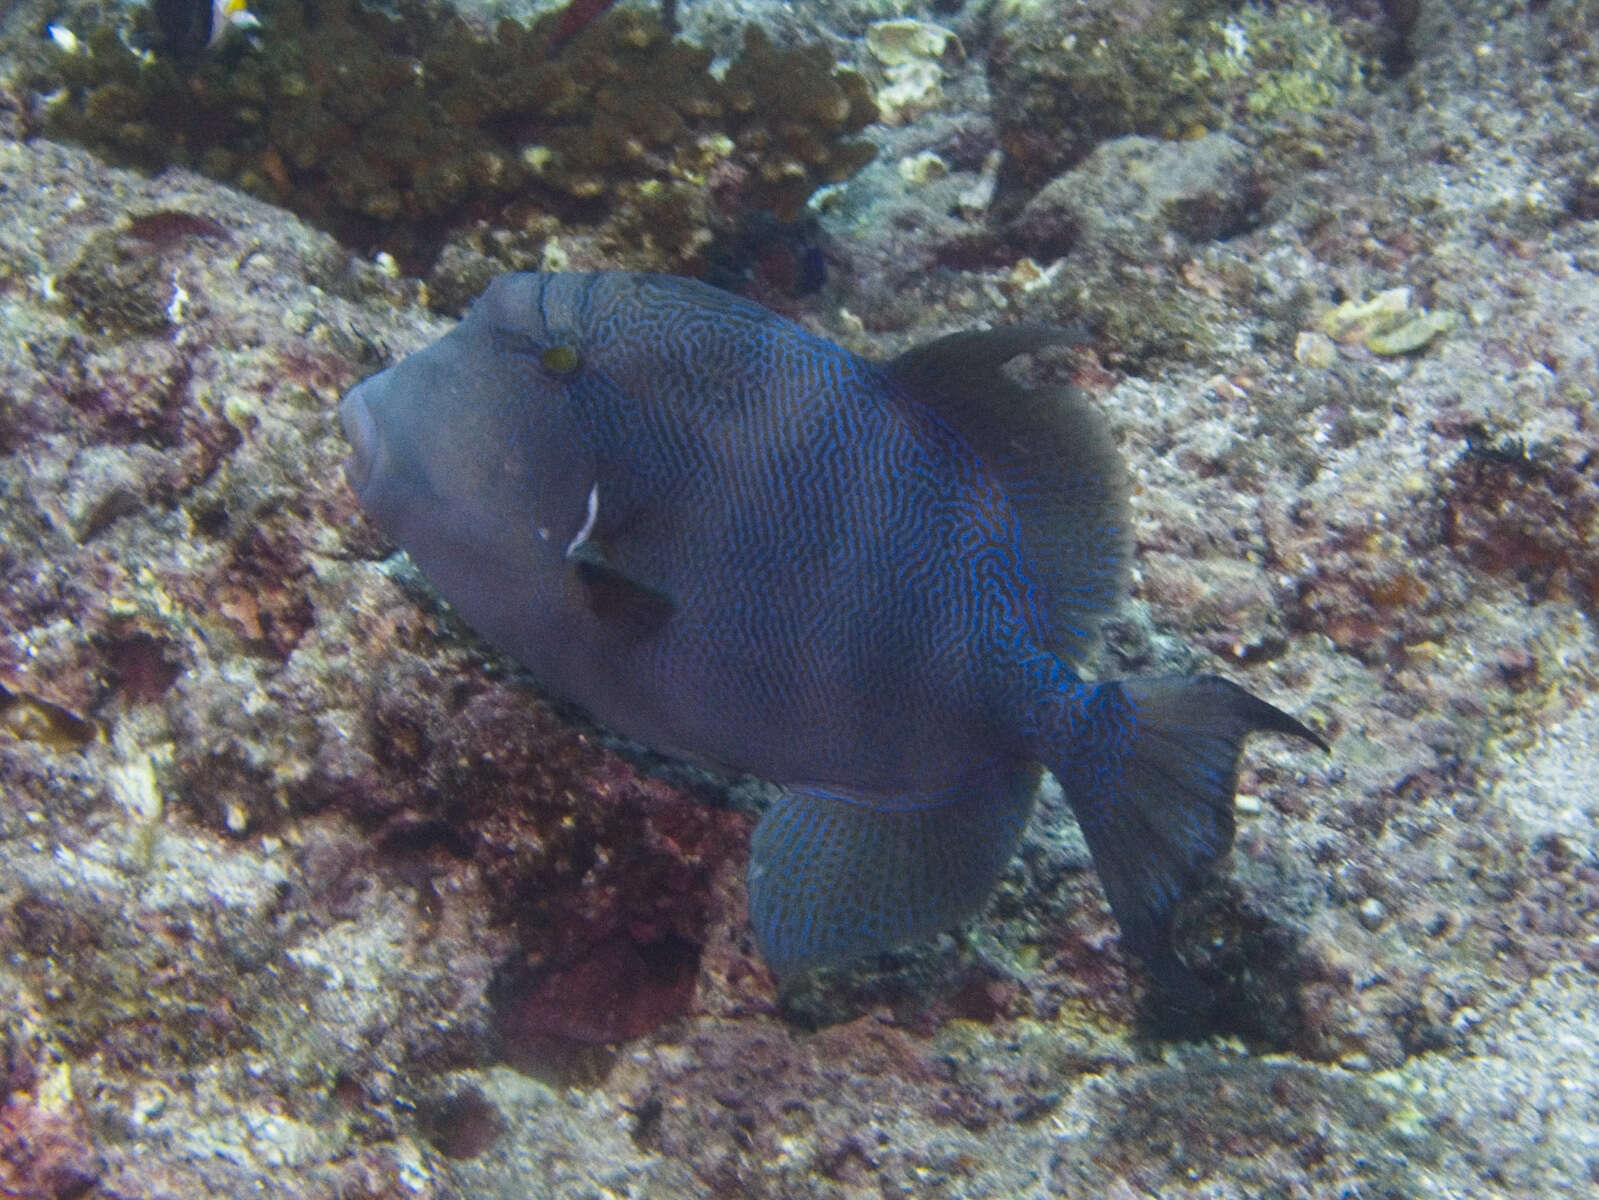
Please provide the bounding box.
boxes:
[887,325,1130,663]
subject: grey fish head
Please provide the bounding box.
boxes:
[338,274,597,651]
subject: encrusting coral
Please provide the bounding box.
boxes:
[34,0,878,272]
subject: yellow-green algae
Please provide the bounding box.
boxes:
[990,1,1375,191]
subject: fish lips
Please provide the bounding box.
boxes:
[338,383,382,500]
[338,376,449,561]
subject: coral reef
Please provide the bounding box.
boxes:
[30,0,877,274]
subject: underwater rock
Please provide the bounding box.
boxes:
[992,133,1270,372]
[1015,133,1264,264]
[987,0,1379,204]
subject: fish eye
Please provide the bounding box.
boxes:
[541,342,580,375]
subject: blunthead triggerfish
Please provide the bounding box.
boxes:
[338,271,1327,998]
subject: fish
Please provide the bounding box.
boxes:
[338,271,1328,997]
[148,0,259,58]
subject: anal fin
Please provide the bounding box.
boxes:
[748,765,1041,976]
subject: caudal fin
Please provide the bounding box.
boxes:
[748,765,1040,976]
[1055,675,1327,997]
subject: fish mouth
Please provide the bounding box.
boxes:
[338,386,378,497]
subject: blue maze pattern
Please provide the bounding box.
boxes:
[527,274,1061,766]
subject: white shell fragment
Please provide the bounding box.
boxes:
[865,19,964,68]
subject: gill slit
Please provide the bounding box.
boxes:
[566,483,600,557]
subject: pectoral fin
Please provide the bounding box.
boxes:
[567,538,675,638]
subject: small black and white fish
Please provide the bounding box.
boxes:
[148,0,259,58]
